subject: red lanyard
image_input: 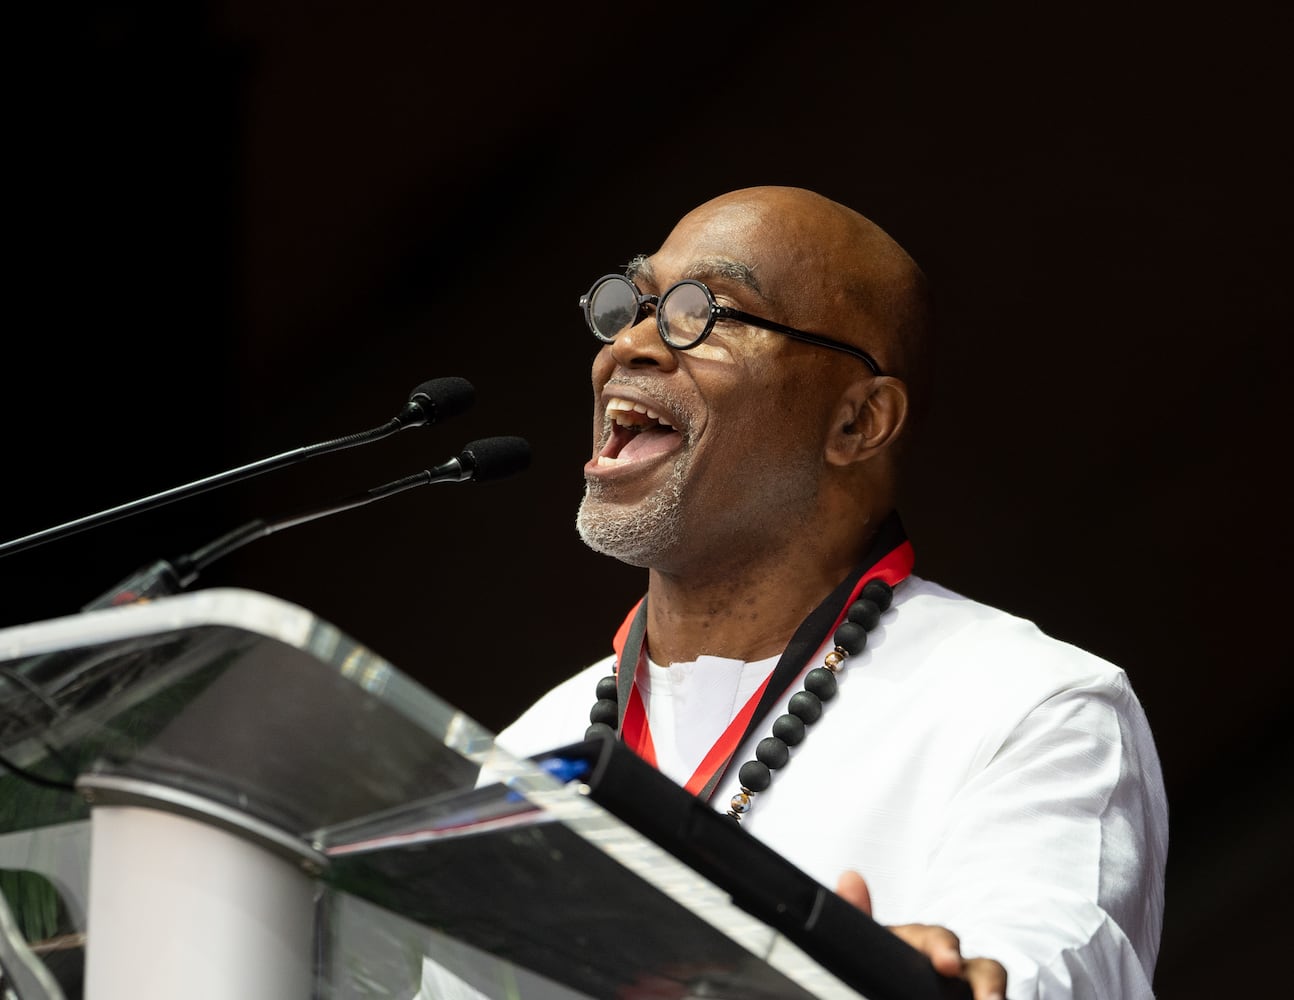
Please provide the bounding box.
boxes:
[620,668,776,796]
[611,531,915,799]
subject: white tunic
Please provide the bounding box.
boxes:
[497,574,1169,1000]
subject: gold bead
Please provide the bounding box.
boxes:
[824,650,845,671]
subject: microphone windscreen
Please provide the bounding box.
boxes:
[461,436,532,482]
[412,377,475,422]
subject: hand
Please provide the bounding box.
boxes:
[835,870,1007,1000]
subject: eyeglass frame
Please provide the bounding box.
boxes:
[579,273,885,376]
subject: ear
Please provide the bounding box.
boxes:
[824,376,909,467]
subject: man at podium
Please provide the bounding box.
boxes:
[496,186,1168,1000]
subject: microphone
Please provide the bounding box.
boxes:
[84,435,532,608]
[0,377,476,560]
[416,434,532,484]
[394,376,475,429]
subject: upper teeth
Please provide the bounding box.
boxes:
[606,398,674,428]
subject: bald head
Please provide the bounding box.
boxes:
[669,186,933,431]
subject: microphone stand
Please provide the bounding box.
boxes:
[84,471,444,610]
[1,424,401,561]
[84,436,530,609]
[0,377,473,560]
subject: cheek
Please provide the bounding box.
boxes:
[704,378,808,462]
[591,347,615,383]
[752,360,822,420]
[737,367,835,462]
[589,350,614,436]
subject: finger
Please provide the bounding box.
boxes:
[888,923,964,977]
[834,870,873,914]
[963,957,1007,1000]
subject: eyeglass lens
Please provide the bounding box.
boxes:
[658,283,710,347]
[588,278,640,341]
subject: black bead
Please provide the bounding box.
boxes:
[833,620,868,655]
[589,698,618,726]
[847,598,881,632]
[756,736,790,769]
[585,722,616,741]
[739,759,772,791]
[862,578,893,612]
[789,690,824,723]
[772,713,806,746]
[595,675,619,701]
[804,666,838,701]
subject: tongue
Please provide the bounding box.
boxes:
[619,426,682,462]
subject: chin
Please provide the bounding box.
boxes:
[576,493,681,569]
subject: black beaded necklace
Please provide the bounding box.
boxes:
[585,573,899,826]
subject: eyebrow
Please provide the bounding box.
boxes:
[626,254,764,297]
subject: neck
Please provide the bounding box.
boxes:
[642,541,869,667]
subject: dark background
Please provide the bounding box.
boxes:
[5,2,1290,995]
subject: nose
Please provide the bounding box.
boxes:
[607,308,679,371]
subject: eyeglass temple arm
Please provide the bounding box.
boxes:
[721,307,884,376]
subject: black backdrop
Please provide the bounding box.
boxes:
[6,2,1290,995]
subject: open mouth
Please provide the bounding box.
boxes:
[595,397,685,467]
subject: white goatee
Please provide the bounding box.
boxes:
[575,457,687,567]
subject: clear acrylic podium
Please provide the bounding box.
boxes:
[0,588,965,1000]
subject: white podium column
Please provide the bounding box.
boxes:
[79,777,326,1000]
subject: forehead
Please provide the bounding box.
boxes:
[641,195,842,310]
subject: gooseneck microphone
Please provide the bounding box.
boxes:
[0,377,475,560]
[84,435,532,609]
[395,377,475,429]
